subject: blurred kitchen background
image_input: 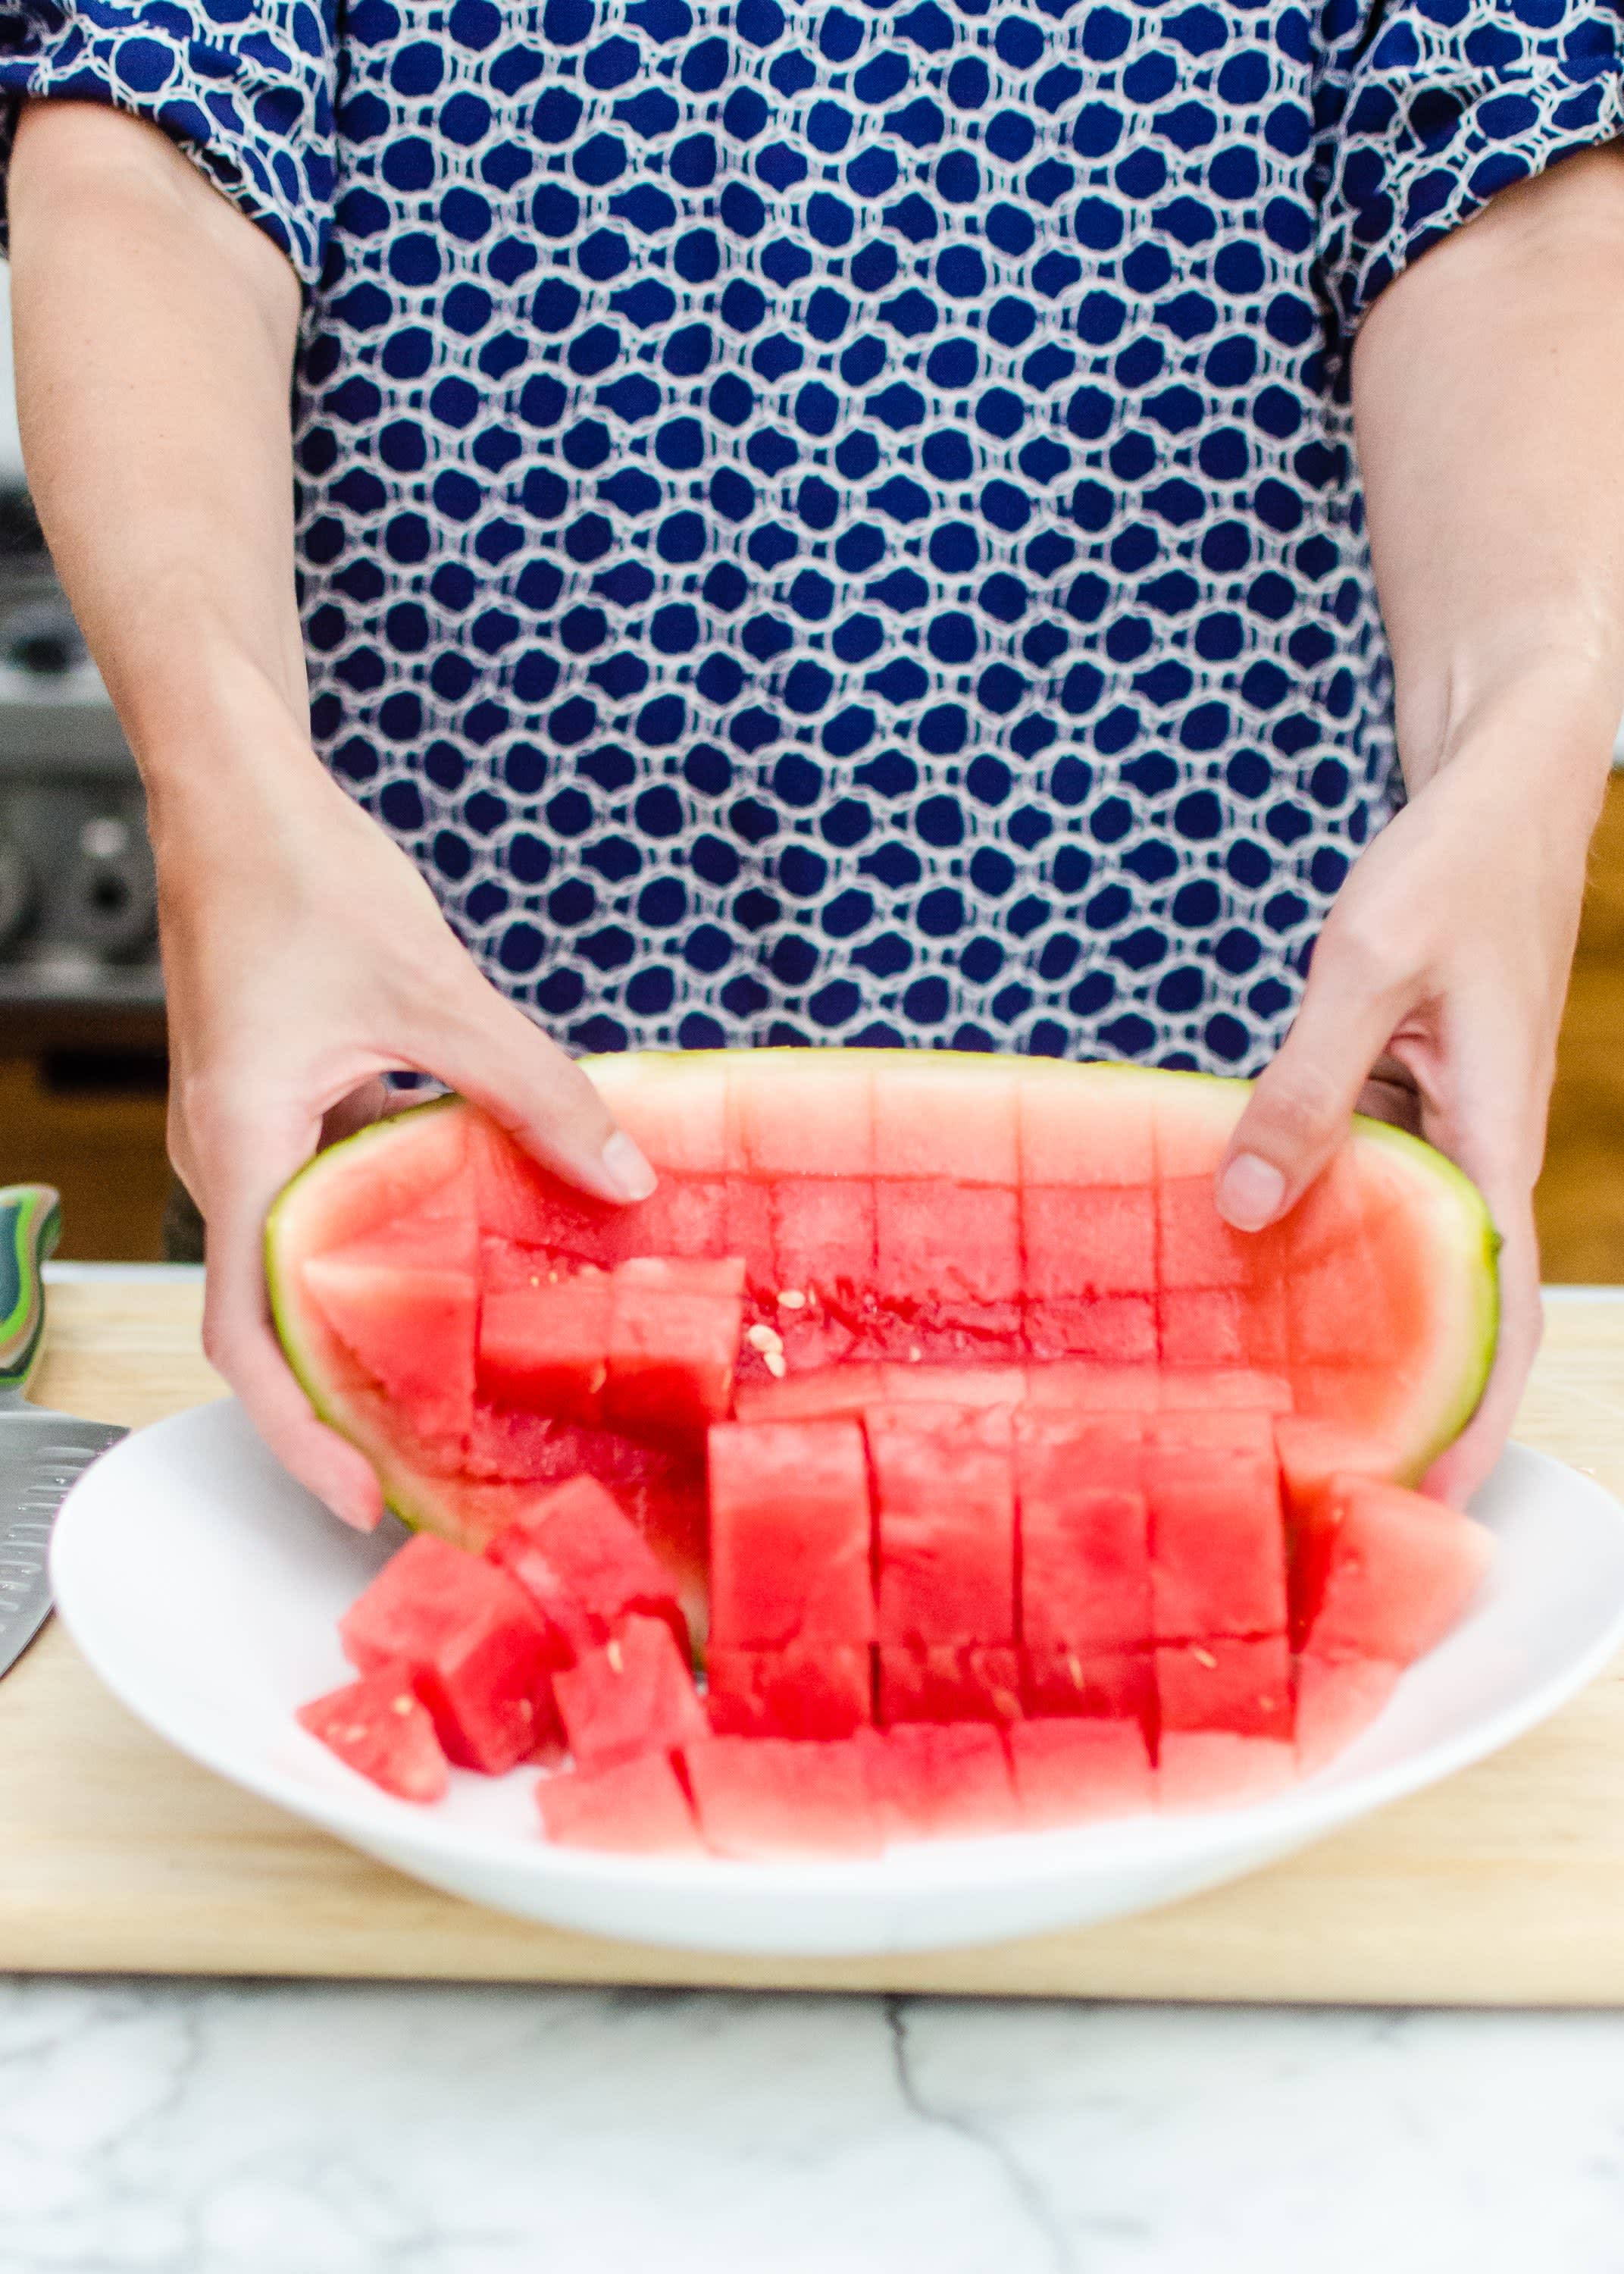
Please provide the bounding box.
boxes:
[0,269,1619,1274]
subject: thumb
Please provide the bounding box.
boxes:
[1216,925,1412,1231]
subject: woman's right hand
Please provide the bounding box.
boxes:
[156,681,656,1531]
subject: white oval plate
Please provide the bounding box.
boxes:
[50,1399,1624,1958]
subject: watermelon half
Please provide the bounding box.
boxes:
[266,1052,1497,1627]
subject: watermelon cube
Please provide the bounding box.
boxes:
[1018,1067,1156,1186]
[865,1722,1019,1841]
[1021,1186,1156,1300]
[553,1615,709,1771]
[477,1272,612,1420]
[1156,1634,1293,1740]
[1022,1362,1159,1414]
[1021,1646,1156,1734]
[771,1177,876,1299]
[706,1643,874,1739]
[600,1257,743,1441]
[536,1751,705,1854]
[468,1113,621,1259]
[733,1362,891,1425]
[486,1474,689,1663]
[296,1663,450,1803]
[708,1417,874,1646]
[1276,1417,1400,1514]
[868,1404,1015,1644]
[302,1250,478,1444]
[683,1735,884,1858]
[875,1181,1022,1308]
[1159,1368,1292,1414]
[339,1535,558,1774]
[1156,1177,1264,1291]
[1159,1285,1290,1370]
[722,1176,777,1301]
[731,1050,875,1175]
[876,1644,1023,1726]
[1296,1477,1493,1664]
[1015,1414,1151,1650]
[612,1177,731,1260]
[1025,1295,1158,1363]
[872,1057,1019,1183]
[1294,1652,1401,1773]
[1007,1718,1154,1828]
[588,1053,729,1176]
[1158,1732,1296,1812]
[1144,1412,1287,1640]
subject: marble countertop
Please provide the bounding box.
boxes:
[2,1980,1619,2272]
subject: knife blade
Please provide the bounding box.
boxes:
[0,1186,127,1683]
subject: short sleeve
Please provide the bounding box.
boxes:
[0,0,336,287]
[1316,0,1624,339]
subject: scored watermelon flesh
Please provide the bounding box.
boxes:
[552,1615,710,1772]
[1008,1718,1154,1828]
[708,1416,874,1648]
[706,1643,874,1739]
[485,1474,690,1664]
[536,1750,705,1855]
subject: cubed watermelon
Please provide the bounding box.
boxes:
[338,1534,557,1774]
[706,1643,874,1739]
[1294,1651,1402,1774]
[771,1178,876,1299]
[1156,1177,1259,1292]
[1156,1634,1293,1740]
[875,1181,1022,1308]
[1022,1361,1160,1413]
[866,1722,1019,1840]
[1021,1186,1157,1299]
[1144,1411,1287,1641]
[876,1643,1023,1725]
[536,1750,704,1853]
[296,1663,450,1803]
[477,1272,612,1420]
[1296,1477,1493,1663]
[552,1615,709,1771]
[1158,1732,1296,1811]
[708,1417,874,1646]
[599,1256,743,1440]
[1159,1286,1291,1370]
[302,1246,478,1446]
[731,1050,875,1176]
[1025,1295,1159,1363]
[1015,1414,1151,1651]
[1007,1718,1153,1828]
[486,1474,689,1663]
[1018,1067,1156,1186]
[1021,1646,1156,1733]
[868,1404,1015,1644]
[683,1735,884,1858]
[873,1057,1018,1183]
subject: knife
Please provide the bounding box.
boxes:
[0,1186,127,1683]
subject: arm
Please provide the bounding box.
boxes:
[1218,142,1624,1500]
[8,102,655,1526]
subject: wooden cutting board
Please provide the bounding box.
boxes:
[6,1273,1624,2004]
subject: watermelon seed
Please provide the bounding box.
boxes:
[765,1352,787,1379]
[607,1639,624,1673]
[777,1289,807,1309]
[746,1323,784,1355]
[1193,1647,1218,1668]
[390,1695,415,1715]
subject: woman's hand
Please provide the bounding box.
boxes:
[158,675,656,1531]
[1216,676,1610,1505]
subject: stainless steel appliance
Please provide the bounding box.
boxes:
[0,486,161,1048]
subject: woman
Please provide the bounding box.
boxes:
[4,0,1622,1524]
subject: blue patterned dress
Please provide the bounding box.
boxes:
[2,0,1618,1068]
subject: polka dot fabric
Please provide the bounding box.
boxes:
[2,0,1619,1070]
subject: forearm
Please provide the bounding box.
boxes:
[1353,140,1624,808]
[8,100,310,790]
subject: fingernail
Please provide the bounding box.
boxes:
[329,1483,381,1533]
[1216,1152,1286,1232]
[601,1129,658,1203]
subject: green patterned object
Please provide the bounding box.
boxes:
[0,1186,61,1402]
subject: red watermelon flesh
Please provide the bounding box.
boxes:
[302,1198,478,1446]
[706,1643,873,1739]
[771,1178,875,1302]
[867,1722,1020,1841]
[1144,1411,1287,1642]
[1294,1652,1403,1774]
[485,1475,690,1664]
[1021,1646,1156,1735]
[1022,1185,1156,1301]
[708,1417,874,1647]
[296,1664,450,1803]
[1159,1733,1297,1812]
[683,1735,885,1858]
[868,1405,1015,1646]
[1008,1718,1154,1829]
[552,1615,709,1772]
[1156,1635,1294,1741]
[602,1259,744,1441]
[536,1752,704,1855]
[1015,1413,1151,1651]
[876,1643,1024,1726]
[338,1534,559,1774]
[478,1272,612,1422]
[1296,1477,1493,1664]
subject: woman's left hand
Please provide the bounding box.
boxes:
[1215,678,1610,1506]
